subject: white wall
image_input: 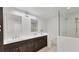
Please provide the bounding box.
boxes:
[38,18,47,33]
[46,16,58,47]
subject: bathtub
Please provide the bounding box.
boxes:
[57,36,79,52]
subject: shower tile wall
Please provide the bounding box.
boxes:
[60,11,79,38]
[67,13,79,37]
[66,15,76,37]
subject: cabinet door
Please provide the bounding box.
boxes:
[41,36,47,47]
[18,40,34,52]
[9,47,19,52]
[33,40,39,52]
[18,44,34,52]
[33,36,47,52]
[0,45,4,52]
[4,47,19,52]
[4,44,20,52]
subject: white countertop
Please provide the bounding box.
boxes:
[4,33,48,45]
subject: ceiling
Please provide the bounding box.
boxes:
[16,7,59,19]
[16,7,79,20]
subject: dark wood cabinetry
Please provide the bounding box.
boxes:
[0,7,3,52]
[0,7,3,44]
[3,36,47,52]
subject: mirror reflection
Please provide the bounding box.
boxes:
[31,19,38,32]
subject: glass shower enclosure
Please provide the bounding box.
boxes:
[59,7,79,38]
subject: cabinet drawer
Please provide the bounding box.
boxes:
[18,43,34,52]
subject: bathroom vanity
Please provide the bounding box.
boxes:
[0,35,47,52]
[0,7,47,52]
[4,35,47,52]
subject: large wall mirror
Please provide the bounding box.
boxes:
[6,13,22,39]
[31,19,38,32]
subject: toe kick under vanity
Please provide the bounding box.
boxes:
[0,7,47,52]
